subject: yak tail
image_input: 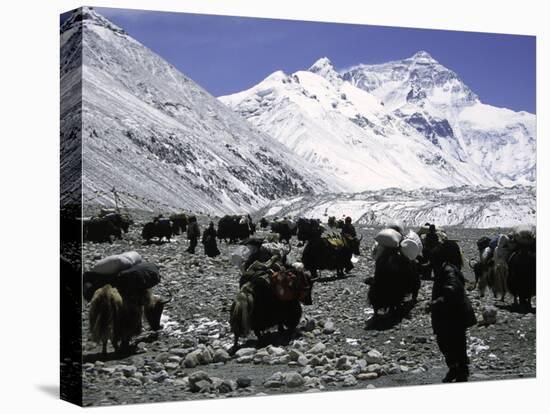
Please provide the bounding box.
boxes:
[230,283,254,338]
[492,262,509,297]
[478,266,489,297]
[89,284,122,346]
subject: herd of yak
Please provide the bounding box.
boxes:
[67,209,536,357]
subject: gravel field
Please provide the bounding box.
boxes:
[73,213,536,406]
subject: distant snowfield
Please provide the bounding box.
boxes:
[256,186,536,228]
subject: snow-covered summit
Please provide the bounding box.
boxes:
[221,52,535,190]
[411,50,437,62]
[343,51,479,110]
[341,51,535,186]
[308,57,342,85]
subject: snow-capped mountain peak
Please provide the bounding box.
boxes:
[410,50,437,62]
[62,6,125,36]
[340,51,534,186]
[220,57,504,193]
[221,52,535,191]
[308,57,342,85]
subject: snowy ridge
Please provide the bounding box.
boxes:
[61,7,330,213]
[343,51,536,186]
[256,186,536,229]
[220,58,495,192]
[221,52,535,191]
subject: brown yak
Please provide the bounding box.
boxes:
[89,285,171,355]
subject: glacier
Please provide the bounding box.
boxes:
[256,185,536,229]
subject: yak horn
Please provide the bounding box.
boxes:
[160,289,173,304]
[359,234,363,242]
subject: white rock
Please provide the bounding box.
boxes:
[235,347,257,358]
[308,342,327,354]
[366,349,383,364]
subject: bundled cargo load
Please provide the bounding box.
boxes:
[117,262,161,292]
[82,252,158,300]
[375,228,403,248]
[90,251,142,275]
[325,234,346,249]
[269,268,312,304]
[404,230,422,250]
[399,230,422,261]
[262,242,290,259]
[265,232,280,243]
[400,238,421,261]
[230,245,255,268]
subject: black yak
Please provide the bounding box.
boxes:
[368,248,420,316]
[229,269,313,352]
[296,218,324,242]
[142,218,173,242]
[508,246,536,309]
[218,215,254,243]
[84,217,122,243]
[468,236,493,290]
[101,212,132,233]
[302,234,361,278]
[269,219,297,243]
[169,213,188,235]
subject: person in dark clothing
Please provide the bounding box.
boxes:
[341,216,357,238]
[422,224,441,280]
[202,221,220,257]
[430,240,476,382]
[186,216,200,254]
[341,216,357,273]
[424,224,440,250]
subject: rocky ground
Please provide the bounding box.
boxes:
[78,214,536,407]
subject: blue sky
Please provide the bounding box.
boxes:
[84,7,536,113]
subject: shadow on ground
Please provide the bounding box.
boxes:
[36,384,59,399]
[364,300,417,331]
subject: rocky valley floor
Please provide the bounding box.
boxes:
[77,217,536,406]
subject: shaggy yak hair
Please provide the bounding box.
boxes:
[142,219,173,242]
[301,235,361,278]
[508,248,536,308]
[89,285,170,354]
[229,272,312,352]
[368,249,420,315]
